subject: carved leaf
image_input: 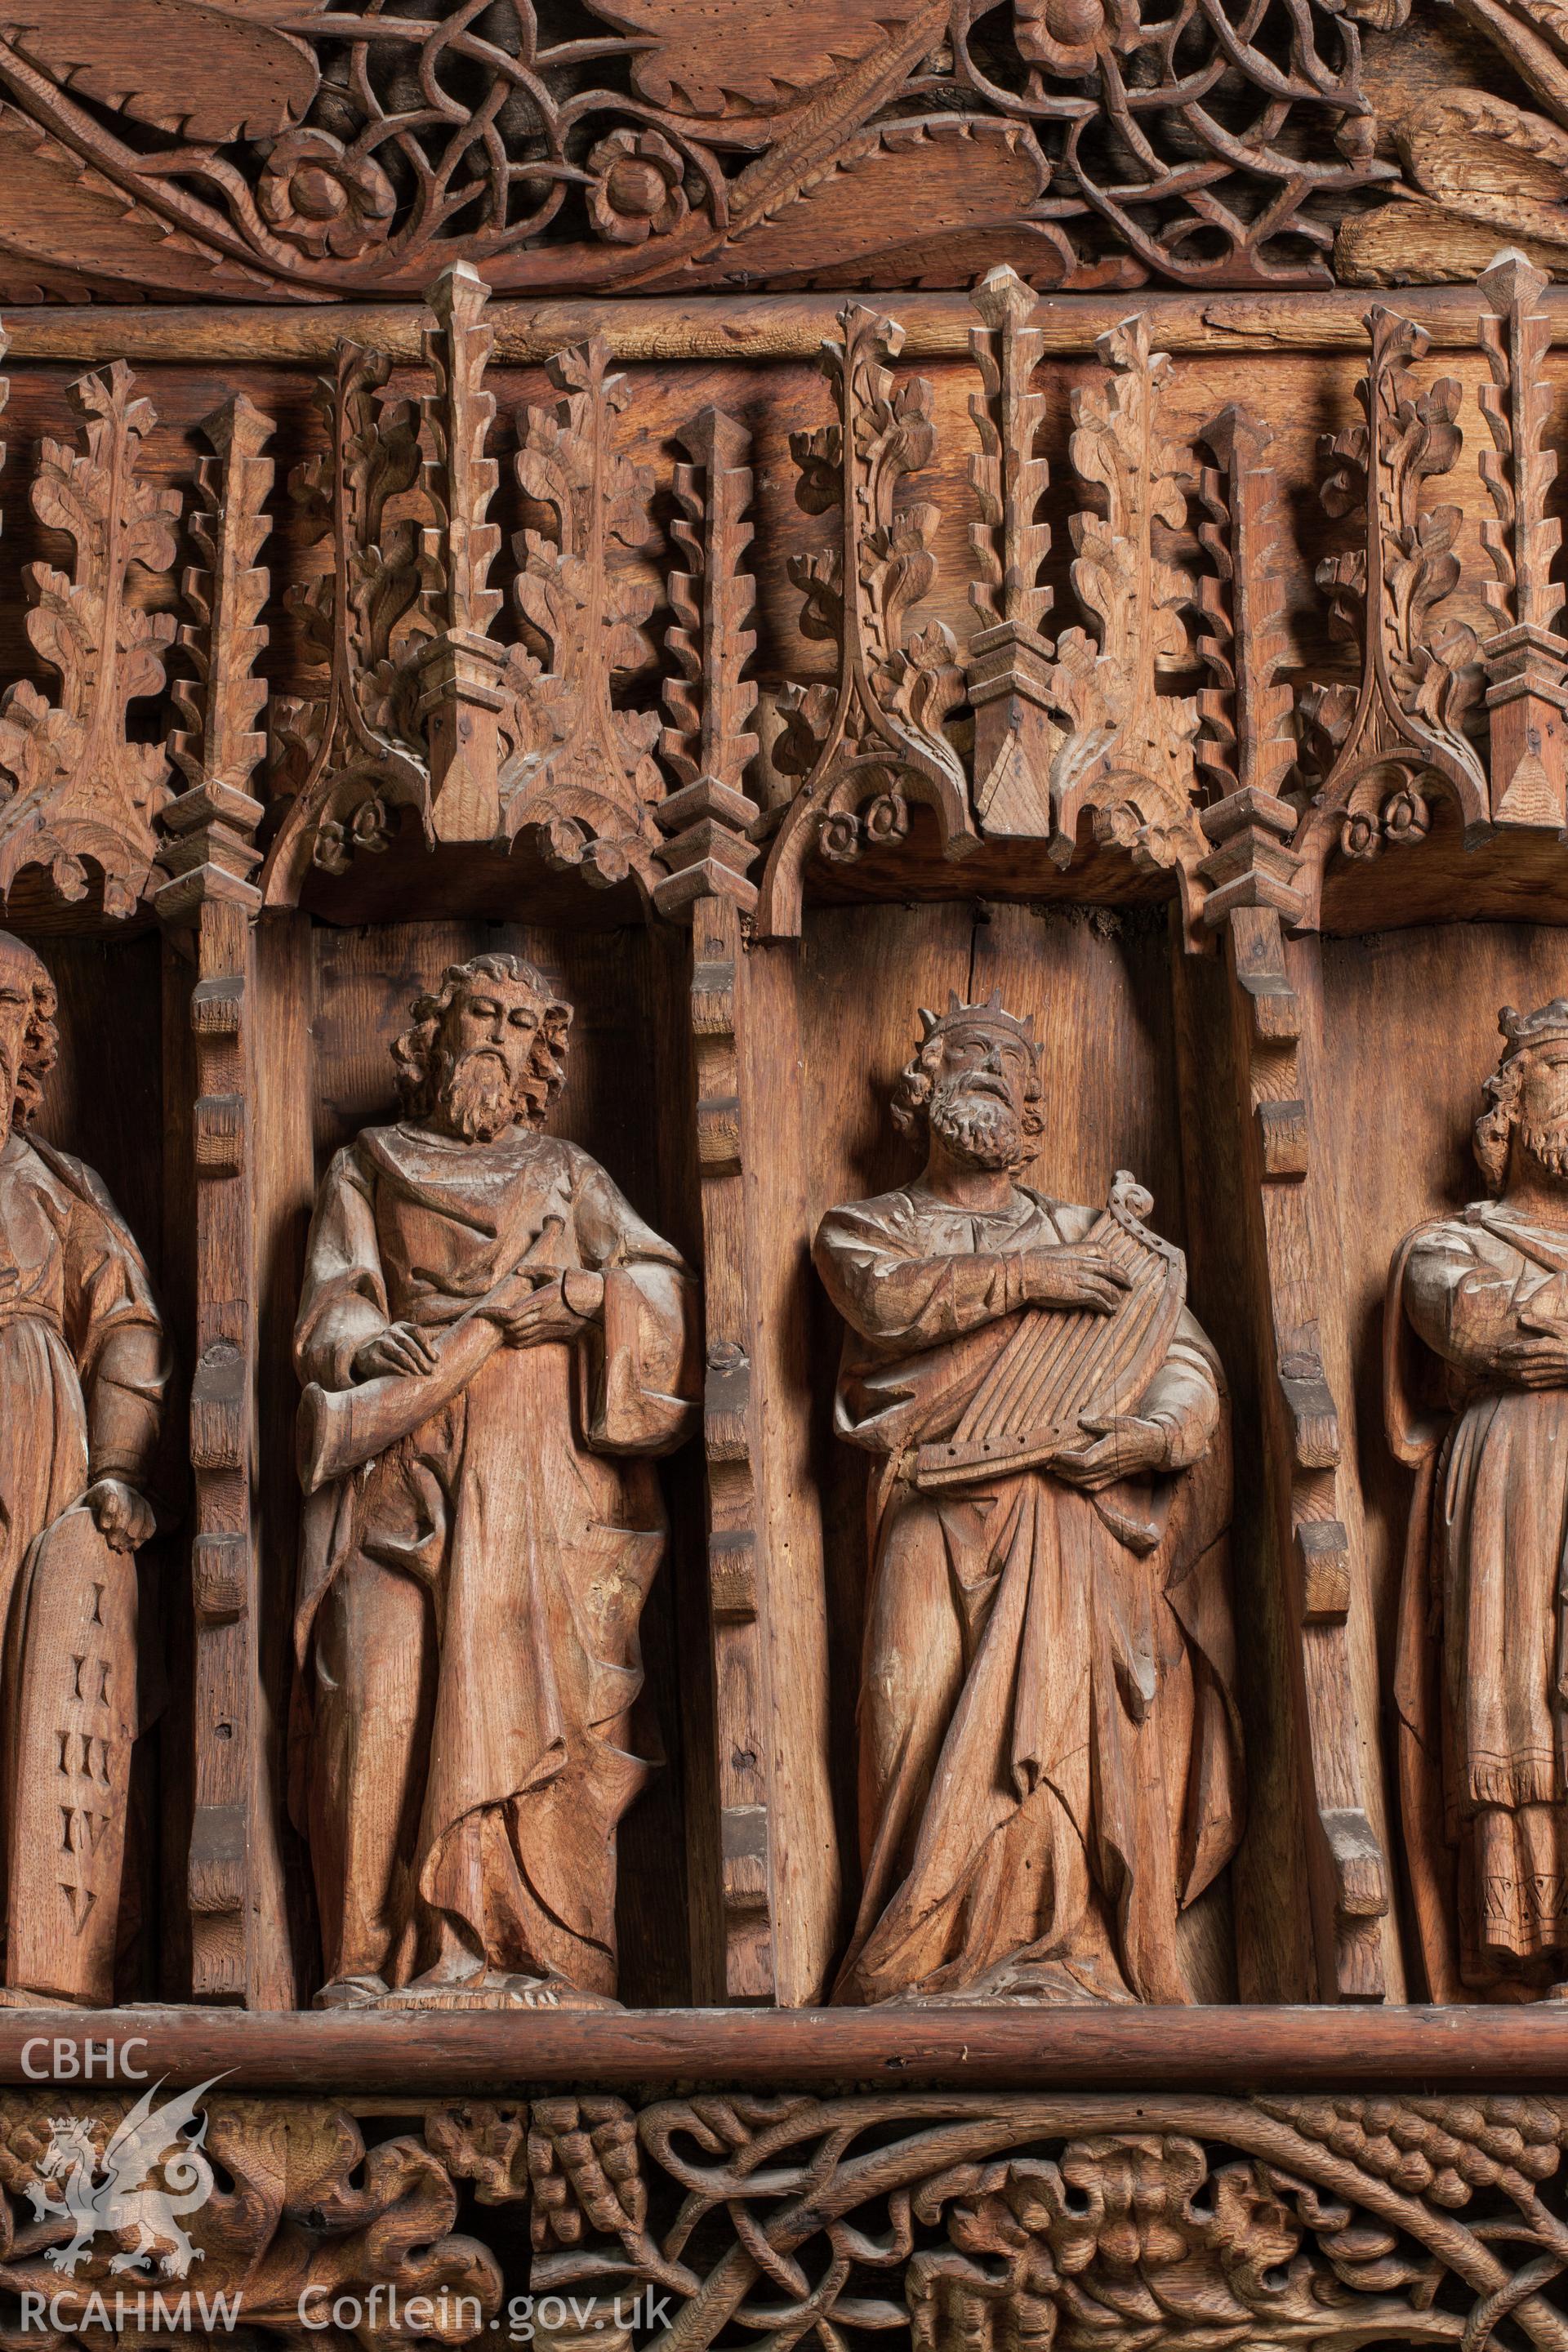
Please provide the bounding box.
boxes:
[756,298,973,935]
[1,0,320,142]
[1036,312,1201,879]
[498,333,666,885]
[1298,305,1489,884]
[0,358,180,915]
[259,340,435,899]
[581,0,935,118]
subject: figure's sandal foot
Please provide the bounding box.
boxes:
[315,1967,620,2011]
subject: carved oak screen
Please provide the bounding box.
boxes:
[13,2,1568,2347]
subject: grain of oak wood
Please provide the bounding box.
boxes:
[0,289,1556,368]
[0,2005,1565,2090]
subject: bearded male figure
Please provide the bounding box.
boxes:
[1389,1000,1568,1999]
[0,929,169,2005]
[292,953,698,2009]
[813,993,1241,2007]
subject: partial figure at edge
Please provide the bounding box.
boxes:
[1390,999,1568,2000]
[0,929,170,2007]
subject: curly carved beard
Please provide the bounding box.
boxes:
[438,1047,521,1144]
[0,1041,18,1143]
[929,1077,1023,1172]
[1521,1118,1568,1180]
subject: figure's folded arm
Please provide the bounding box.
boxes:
[1403,1229,1519,1374]
[294,1147,391,1391]
[813,1205,1029,1344]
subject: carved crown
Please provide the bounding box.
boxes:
[1499,1000,1568,1056]
[915,990,1040,1062]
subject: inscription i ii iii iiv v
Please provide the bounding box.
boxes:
[0,932,169,2011]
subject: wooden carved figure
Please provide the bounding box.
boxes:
[292,953,698,2010]
[813,992,1241,2007]
[0,932,169,2006]
[1389,1000,1568,2000]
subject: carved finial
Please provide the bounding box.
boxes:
[0,357,181,918]
[260,337,433,902]
[653,403,763,919]
[497,332,666,891]
[1477,246,1568,829]
[1015,308,1204,908]
[160,391,276,920]
[1295,302,1487,902]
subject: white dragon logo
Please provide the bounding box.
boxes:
[27,2076,223,2278]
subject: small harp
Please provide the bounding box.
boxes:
[914,1169,1185,1491]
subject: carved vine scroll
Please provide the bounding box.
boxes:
[11,2084,1565,2352]
[0,2,1392,305]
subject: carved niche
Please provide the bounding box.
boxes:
[814,991,1239,2007]
[292,951,698,2010]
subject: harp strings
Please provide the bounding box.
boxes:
[952,1215,1164,1450]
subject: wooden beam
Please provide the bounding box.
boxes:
[0,284,1546,368]
[7,2005,1568,2091]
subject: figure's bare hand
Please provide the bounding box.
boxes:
[1020,1245,1131,1316]
[353,1322,440,1381]
[85,1477,155,1554]
[495,1276,591,1348]
[1497,1336,1568,1390]
[1052,1414,1169,1490]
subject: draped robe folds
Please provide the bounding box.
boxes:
[292,1121,698,1997]
[1388,1201,1568,1997]
[814,1182,1241,2007]
[0,1130,170,1937]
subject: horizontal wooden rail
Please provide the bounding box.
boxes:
[0,283,1539,368]
[0,2005,1562,2093]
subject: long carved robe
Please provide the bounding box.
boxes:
[1388,1200,1568,1996]
[0,1129,169,1967]
[293,1121,697,1997]
[814,1181,1241,2007]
